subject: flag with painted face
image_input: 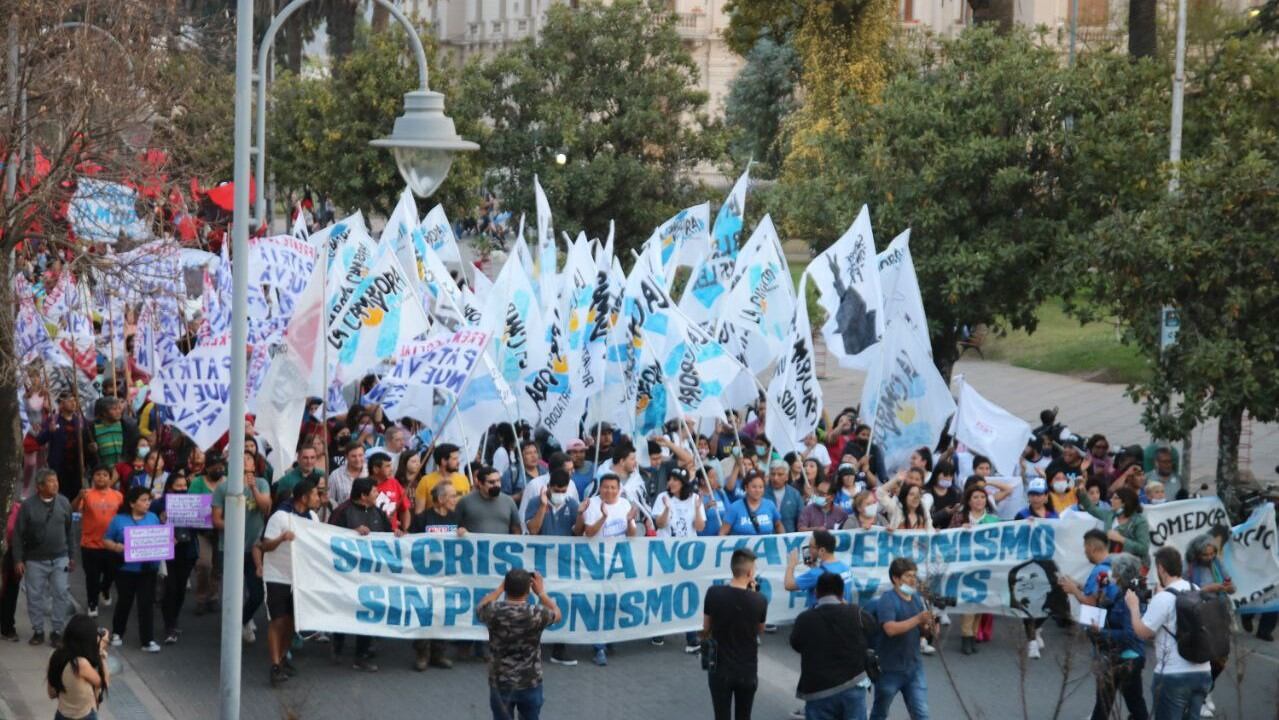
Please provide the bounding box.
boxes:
[325,242,430,385]
[767,275,823,457]
[876,229,930,356]
[859,320,956,473]
[809,205,884,370]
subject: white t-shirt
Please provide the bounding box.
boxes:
[262,511,315,585]
[517,474,579,532]
[1141,579,1214,674]
[802,443,831,467]
[653,492,705,538]
[581,497,634,538]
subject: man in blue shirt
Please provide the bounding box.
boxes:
[524,468,578,667]
[784,529,851,608]
[871,557,933,720]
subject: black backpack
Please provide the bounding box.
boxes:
[1167,586,1232,664]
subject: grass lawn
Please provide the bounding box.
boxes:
[978,301,1152,385]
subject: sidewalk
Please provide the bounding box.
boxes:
[819,354,1279,486]
[0,576,176,720]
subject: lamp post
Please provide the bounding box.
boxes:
[227,3,476,718]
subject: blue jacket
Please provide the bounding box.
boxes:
[769,484,804,533]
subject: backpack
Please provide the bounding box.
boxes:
[1166,586,1232,664]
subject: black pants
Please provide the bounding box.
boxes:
[1,549,18,635]
[1256,611,1278,637]
[162,553,197,633]
[113,571,157,645]
[332,633,372,658]
[240,552,264,626]
[708,671,757,720]
[81,548,115,609]
[1091,657,1148,720]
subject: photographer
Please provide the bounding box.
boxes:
[870,557,932,720]
[1125,547,1216,720]
[1083,553,1149,720]
[702,548,768,720]
[790,572,879,720]
[784,529,850,608]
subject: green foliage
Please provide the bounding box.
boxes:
[151,53,236,182]
[269,22,481,217]
[775,28,1076,378]
[724,37,800,177]
[462,0,720,253]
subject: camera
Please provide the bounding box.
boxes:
[1126,576,1151,605]
[801,548,817,567]
[929,595,958,610]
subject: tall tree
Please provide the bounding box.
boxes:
[463,0,720,251]
[724,36,800,177]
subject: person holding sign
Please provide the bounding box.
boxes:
[156,472,200,645]
[102,486,164,652]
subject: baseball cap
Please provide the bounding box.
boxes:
[566,438,587,452]
[1027,478,1048,495]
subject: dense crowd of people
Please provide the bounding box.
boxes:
[4,383,1275,720]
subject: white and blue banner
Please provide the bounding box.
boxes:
[292,514,1097,642]
[68,179,150,244]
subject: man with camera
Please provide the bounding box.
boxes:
[784,529,850,608]
[702,548,768,720]
[790,572,879,720]
[870,557,932,720]
[1125,546,1221,720]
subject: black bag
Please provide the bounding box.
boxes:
[700,637,717,672]
[855,608,882,682]
[1167,586,1232,664]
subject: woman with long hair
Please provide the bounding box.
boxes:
[155,472,199,645]
[718,472,784,535]
[951,483,1000,655]
[102,486,163,652]
[801,458,825,500]
[486,423,518,477]
[46,614,109,719]
[924,461,962,529]
[395,451,426,500]
[1078,486,1151,565]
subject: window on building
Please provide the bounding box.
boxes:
[902,0,914,20]
[518,19,528,31]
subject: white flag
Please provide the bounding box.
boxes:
[860,321,955,473]
[720,215,795,370]
[326,243,431,385]
[809,205,884,370]
[954,376,1031,477]
[420,204,464,271]
[766,276,822,457]
[876,229,930,355]
[534,175,557,300]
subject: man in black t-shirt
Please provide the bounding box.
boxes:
[702,548,768,720]
[409,482,465,671]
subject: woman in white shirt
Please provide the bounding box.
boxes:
[652,467,706,538]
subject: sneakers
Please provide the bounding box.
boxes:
[242,621,256,645]
[593,648,608,666]
[142,641,162,653]
[1035,629,1046,651]
[100,592,112,607]
[549,654,578,666]
[650,636,665,646]
[920,638,936,656]
[110,633,123,647]
[0,630,18,642]
[50,632,62,646]
[1026,640,1041,659]
[763,623,778,634]
[684,644,701,654]
[29,631,45,646]
[164,632,179,645]
[938,609,951,626]
[87,606,99,618]
[352,656,379,672]
[961,636,977,655]
[1201,694,1215,718]
[270,664,289,687]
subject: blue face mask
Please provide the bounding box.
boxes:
[898,584,916,598]
[812,496,828,508]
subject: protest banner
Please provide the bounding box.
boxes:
[124,525,175,563]
[68,179,150,244]
[363,329,490,422]
[164,494,213,529]
[292,514,1095,643]
[153,332,233,450]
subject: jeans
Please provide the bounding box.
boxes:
[81,548,115,610]
[489,683,543,720]
[113,570,157,645]
[870,669,930,720]
[240,553,264,625]
[1151,672,1211,720]
[1091,657,1148,720]
[805,685,868,720]
[55,710,98,720]
[708,671,757,720]
[23,557,72,635]
[161,553,197,632]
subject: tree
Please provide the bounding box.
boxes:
[775,29,1076,382]
[723,37,800,177]
[463,0,720,251]
[1129,0,1158,58]
[269,22,482,218]
[1080,36,1279,514]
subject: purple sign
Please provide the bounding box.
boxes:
[123,524,174,563]
[165,493,213,529]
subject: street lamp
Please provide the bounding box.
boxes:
[253,0,478,220]
[555,152,567,166]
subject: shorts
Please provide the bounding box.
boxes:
[266,582,293,620]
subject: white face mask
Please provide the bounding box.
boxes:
[1148,497,1166,505]
[862,502,880,518]
[1052,480,1069,494]
[137,446,151,459]
[550,492,568,507]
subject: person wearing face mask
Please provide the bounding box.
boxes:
[1014,479,1058,659]
[651,467,706,652]
[871,558,934,720]
[524,469,579,666]
[1144,481,1168,506]
[1046,469,1080,515]
[155,472,199,645]
[457,467,522,535]
[841,490,889,531]
[1079,486,1151,566]
[951,484,1000,654]
[798,478,849,531]
[923,462,961,529]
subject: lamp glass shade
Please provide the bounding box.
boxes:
[392,147,455,198]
